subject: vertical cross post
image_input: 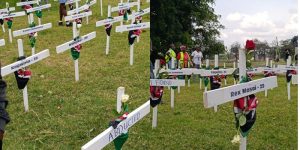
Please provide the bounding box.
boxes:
[105,5,111,55]
[213,54,218,112]
[100,0,103,16]
[205,59,209,91]
[171,58,175,108]
[224,62,227,85]
[152,59,160,128]
[129,14,135,66]
[238,48,247,150]
[287,56,291,100]
[117,87,125,113]
[17,39,29,112]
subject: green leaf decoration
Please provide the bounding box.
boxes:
[239,115,247,126]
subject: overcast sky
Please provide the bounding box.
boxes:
[214,0,298,48]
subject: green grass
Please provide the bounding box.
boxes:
[0,0,150,149]
[0,1,297,150]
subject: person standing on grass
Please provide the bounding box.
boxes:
[58,0,67,26]
[165,43,177,69]
[0,63,10,150]
[177,45,193,69]
[191,46,203,69]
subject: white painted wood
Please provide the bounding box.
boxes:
[203,76,278,108]
[16,0,38,6]
[171,58,176,107]
[214,55,218,68]
[1,25,5,33]
[56,32,96,53]
[0,7,15,13]
[206,59,209,68]
[13,23,52,37]
[26,4,51,13]
[0,39,5,47]
[213,55,218,112]
[287,56,291,100]
[150,79,185,86]
[159,68,235,76]
[128,7,150,20]
[115,22,150,32]
[66,0,81,5]
[266,57,269,66]
[111,2,139,12]
[105,36,110,55]
[65,11,92,21]
[81,100,150,150]
[100,0,103,16]
[1,49,50,77]
[292,74,298,85]
[0,11,26,20]
[67,4,89,15]
[31,47,35,55]
[17,39,27,112]
[96,16,123,27]
[152,106,157,128]
[117,87,125,113]
[130,44,134,65]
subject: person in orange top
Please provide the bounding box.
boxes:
[176,45,193,68]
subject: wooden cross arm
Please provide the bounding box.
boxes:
[1,49,50,77]
[150,79,185,86]
[26,4,51,13]
[81,101,150,150]
[203,76,278,108]
[13,23,52,37]
[115,22,150,32]
[0,39,5,47]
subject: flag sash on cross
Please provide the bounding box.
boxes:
[203,76,278,108]
[1,49,50,77]
[81,101,150,150]
[13,23,52,37]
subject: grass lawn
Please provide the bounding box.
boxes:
[0,0,149,149]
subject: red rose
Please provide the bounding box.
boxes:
[245,40,255,50]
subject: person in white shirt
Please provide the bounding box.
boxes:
[191,46,203,69]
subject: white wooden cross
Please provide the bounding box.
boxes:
[81,100,150,150]
[1,39,50,112]
[25,1,51,25]
[13,23,52,55]
[96,7,149,55]
[203,48,278,150]
[67,0,96,24]
[111,0,140,26]
[16,0,39,25]
[115,21,150,65]
[56,31,96,81]
[0,5,26,43]
[56,0,96,82]
[0,6,15,33]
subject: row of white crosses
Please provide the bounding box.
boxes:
[0,4,26,43]
[17,0,51,26]
[203,48,278,150]
[56,0,96,82]
[0,6,16,33]
[96,5,149,56]
[12,21,52,55]
[1,39,50,112]
[67,0,97,24]
[81,87,151,150]
[150,59,185,127]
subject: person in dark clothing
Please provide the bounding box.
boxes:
[0,62,10,150]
